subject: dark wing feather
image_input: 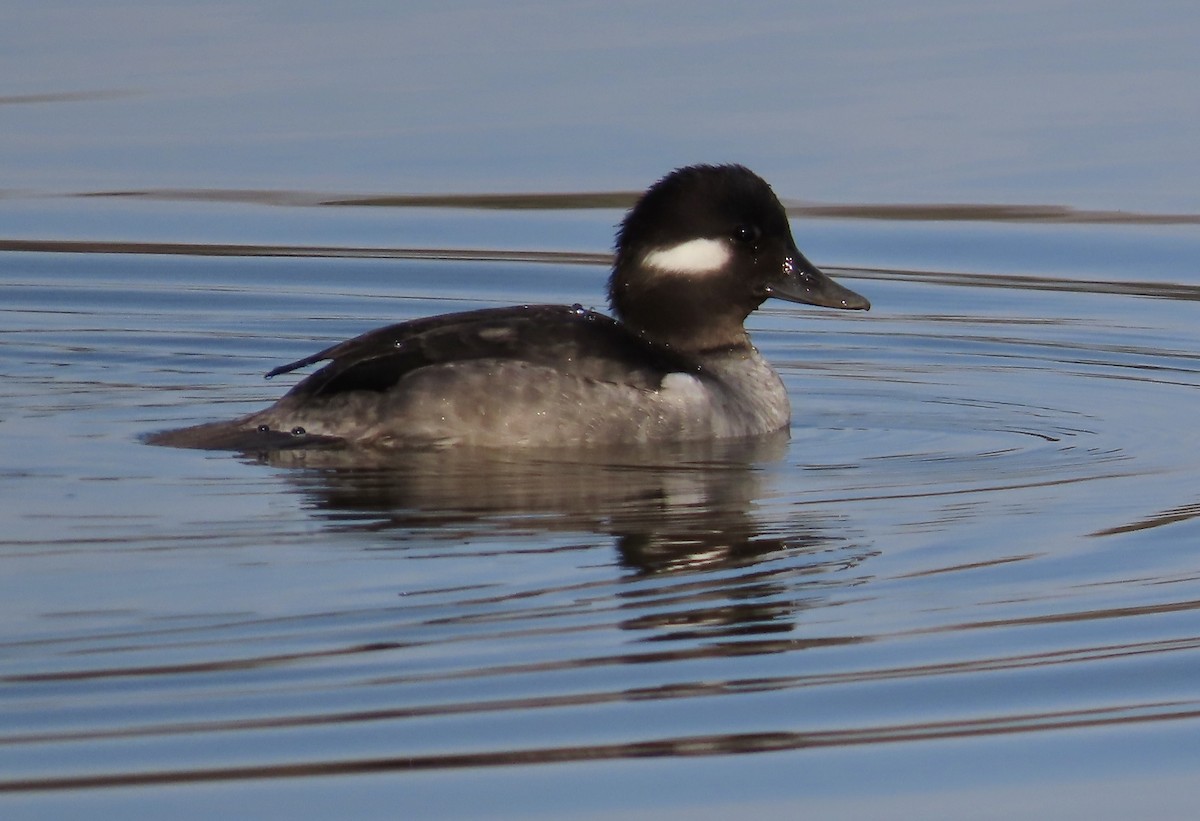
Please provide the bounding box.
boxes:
[267,305,704,400]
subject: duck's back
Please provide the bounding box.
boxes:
[148,305,789,450]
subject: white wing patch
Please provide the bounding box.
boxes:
[642,238,730,276]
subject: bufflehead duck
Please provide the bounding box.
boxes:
[148,164,869,450]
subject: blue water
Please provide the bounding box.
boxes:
[3,3,1200,819]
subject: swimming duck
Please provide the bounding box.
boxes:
[148,164,868,450]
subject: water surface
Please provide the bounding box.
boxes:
[4,2,1200,818]
[3,202,1200,819]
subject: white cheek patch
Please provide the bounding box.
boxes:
[642,238,731,276]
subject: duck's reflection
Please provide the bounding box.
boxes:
[252,432,866,640]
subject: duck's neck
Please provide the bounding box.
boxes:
[626,315,752,353]
[610,269,759,353]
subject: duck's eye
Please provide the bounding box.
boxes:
[732,224,760,244]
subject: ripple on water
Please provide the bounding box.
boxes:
[2,244,1200,801]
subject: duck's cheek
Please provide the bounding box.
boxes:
[642,239,731,276]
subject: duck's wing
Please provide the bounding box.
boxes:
[267,305,703,400]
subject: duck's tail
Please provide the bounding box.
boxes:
[143,417,343,452]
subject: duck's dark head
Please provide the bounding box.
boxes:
[609,164,869,351]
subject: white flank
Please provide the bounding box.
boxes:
[660,372,704,393]
[659,372,706,406]
[643,238,730,275]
